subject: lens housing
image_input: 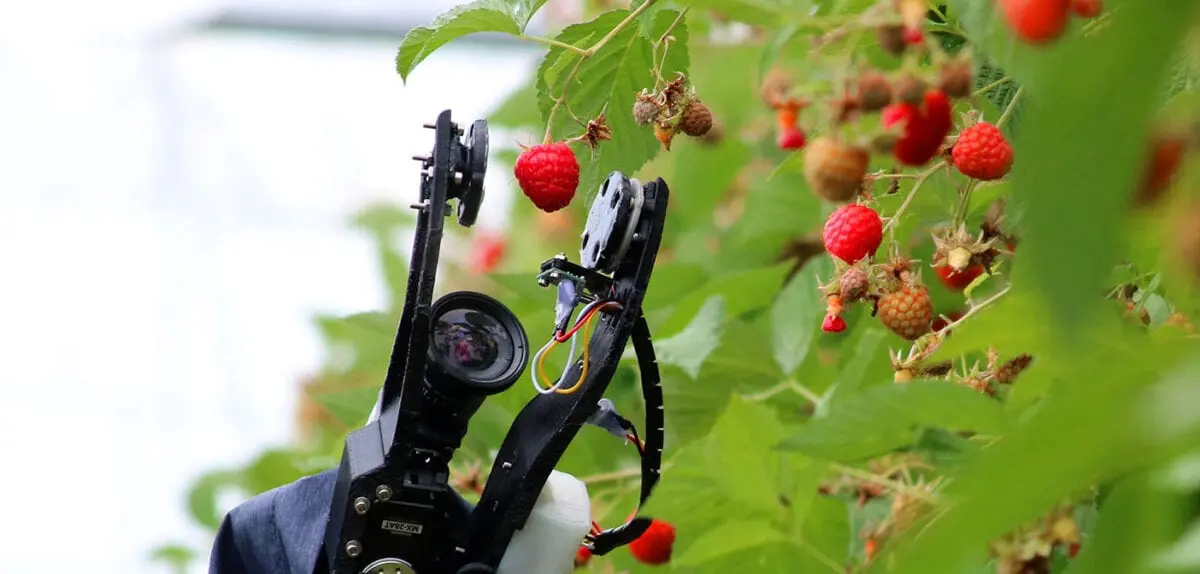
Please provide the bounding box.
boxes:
[426,291,528,398]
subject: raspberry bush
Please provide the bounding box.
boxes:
[158,1,1200,573]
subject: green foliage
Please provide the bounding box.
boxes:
[535,9,690,195]
[163,1,1200,573]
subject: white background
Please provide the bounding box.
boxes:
[0,0,541,571]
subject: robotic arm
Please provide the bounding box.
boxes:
[321,110,670,574]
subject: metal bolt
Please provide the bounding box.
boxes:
[555,253,567,260]
[376,485,393,501]
[410,200,428,211]
[412,155,429,162]
[454,171,463,184]
[346,540,362,557]
[537,279,548,287]
[423,123,436,129]
[502,461,513,470]
[354,497,370,515]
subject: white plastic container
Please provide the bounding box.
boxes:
[497,470,592,574]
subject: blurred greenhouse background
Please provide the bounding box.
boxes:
[0,0,559,571]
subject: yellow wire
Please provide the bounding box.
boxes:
[536,338,558,391]
[555,309,598,395]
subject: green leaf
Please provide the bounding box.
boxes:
[1009,0,1197,345]
[757,23,800,86]
[673,520,786,566]
[798,495,853,568]
[241,449,315,495]
[655,296,725,379]
[650,396,791,523]
[490,79,541,128]
[310,386,381,428]
[396,0,522,83]
[514,0,549,30]
[781,381,1010,462]
[769,258,829,376]
[945,0,1036,86]
[655,263,791,337]
[1068,474,1185,574]
[535,10,689,196]
[661,320,784,446]
[882,349,1199,574]
[815,326,887,416]
[187,469,243,531]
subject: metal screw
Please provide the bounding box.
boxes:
[410,200,429,211]
[502,461,513,470]
[454,171,463,184]
[376,485,393,501]
[537,279,548,287]
[423,123,436,129]
[412,155,429,162]
[346,540,362,557]
[354,497,370,515]
[554,253,567,260]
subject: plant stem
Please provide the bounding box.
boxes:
[884,161,946,236]
[745,380,823,405]
[584,0,658,57]
[933,285,1012,337]
[996,86,1024,129]
[972,76,1011,97]
[581,463,670,485]
[520,34,589,54]
[830,463,939,503]
[541,0,659,144]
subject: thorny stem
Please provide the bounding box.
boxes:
[829,462,940,503]
[972,76,1012,97]
[745,380,824,405]
[953,178,978,225]
[996,86,1024,129]
[884,161,947,237]
[652,7,688,88]
[542,0,660,144]
[580,464,670,485]
[932,285,1012,338]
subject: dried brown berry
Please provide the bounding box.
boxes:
[857,70,894,111]
[761,67,793,108]
[697,118,723,145]
[878,284,934,340]
[803,136,871,203]
[938,59,974,99]
[680,100,713,137]
[633,96,659,126]
[894,74,928,106]
[877,23,907,55]
[993,354,1033,384]
[839,266,870,302]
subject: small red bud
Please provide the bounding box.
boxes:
[822,314,847,333]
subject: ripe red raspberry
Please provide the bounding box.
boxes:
[629,519,675,565]
[952,122,1013,180]
[468,232,506,274]
[804,137,870,202]
[574,545,592,567]
[882,90,952,166]
[999,0,1070,44]
[514,142,579,212]
[935,263,984,291]
[878,285,934,340]
[778,126,807,150]
[1070,0,1101,18]
[823,204,883,264]
[822,314,847,333]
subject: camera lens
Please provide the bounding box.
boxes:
[427,291,528,395]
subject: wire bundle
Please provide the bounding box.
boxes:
[530,300,621,395]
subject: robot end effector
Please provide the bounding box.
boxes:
[320,110,670,574]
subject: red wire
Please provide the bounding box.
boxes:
[554,302,618,342]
